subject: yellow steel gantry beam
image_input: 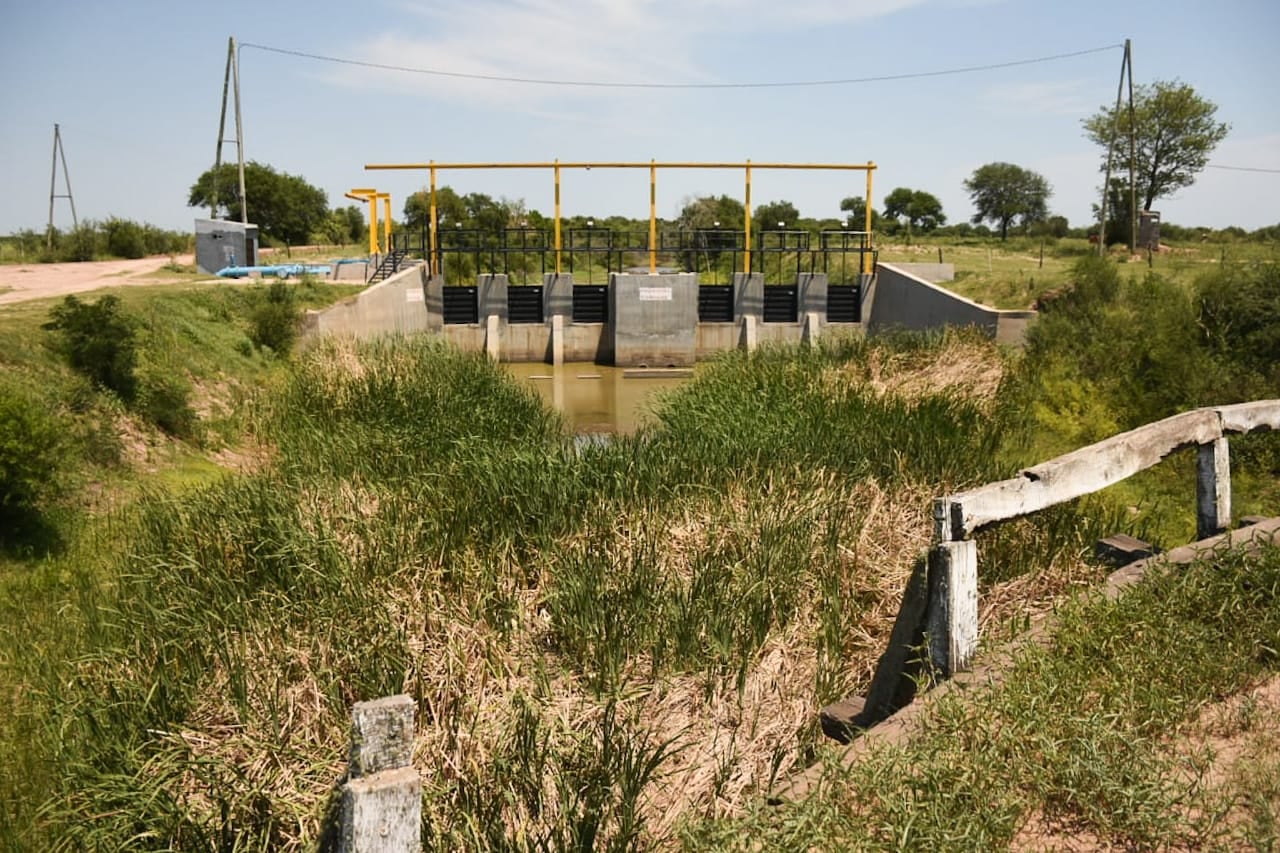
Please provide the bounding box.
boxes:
[366,160,877,277]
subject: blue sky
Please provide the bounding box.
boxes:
[2,0,1277,237]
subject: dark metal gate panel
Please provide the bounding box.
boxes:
[572,285,609,323]
[762,285,797,323]
[508,286,544,324]
[697,284,734,323]
[827,284,861,323]
[442,286,479,325]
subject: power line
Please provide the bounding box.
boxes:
[1206,163,1280,174]
[238,41,1122,90]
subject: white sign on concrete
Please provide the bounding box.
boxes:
[638,287,673,302]
[406,289,424,303]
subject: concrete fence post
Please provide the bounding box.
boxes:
[740,314,757,351]
[550,314,565,366]
[339,695,421,853]
[485,314,501,361]
[803,311,821,343]
[926,539,978,677]
[1196,436,1232,539]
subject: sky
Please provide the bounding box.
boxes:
[2,0,1278,237]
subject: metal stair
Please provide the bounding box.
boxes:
[368,249,410,283]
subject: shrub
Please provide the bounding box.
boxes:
[249,281,300,356]
[0,381,65,535]
[136,364,198,439]
[103,218,146,259]
[43,295,139,401]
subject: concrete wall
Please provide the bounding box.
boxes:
[610,273,698,367]
[302,265,431,339]
[890,262,955,282]
[868,263,1036,346]
[304,261,1034,357]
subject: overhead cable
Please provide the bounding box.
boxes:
[238,41,1122,90]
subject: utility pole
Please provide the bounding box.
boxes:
[1125,40,1137,255]
[1098,39,1135,257]
[46,123,78,250]
[212,37,248,224]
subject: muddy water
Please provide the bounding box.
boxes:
[503,363,691,435]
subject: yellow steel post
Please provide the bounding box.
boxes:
[382,194,392,256]
[554,160,562,275]
[743,161,752,275]
[649,160,657,274]
[428,164,437,278]
[864,162,875,275]
[369,194,380,255]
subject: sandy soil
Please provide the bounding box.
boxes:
[0,254,201,307]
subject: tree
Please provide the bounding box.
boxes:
[678,195,745,231]
[752,200,800,231]
[403,186,466,231]
[1083,80,1229,213]
[188,161,329,246]
[881,188,946,235]
[839,196,879,231]
[963,163,1051,240]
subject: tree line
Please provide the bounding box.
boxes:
[174,78,1238,254]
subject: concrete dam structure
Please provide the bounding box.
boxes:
[303,262,1035,363]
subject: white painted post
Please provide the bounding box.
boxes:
[741,313,758,351]
[551,314,565,366]
[339,695,421,853]
[485,314,500,361]
[1196,436,1231,539]
[927,540,978,677]
[803,310,821,343]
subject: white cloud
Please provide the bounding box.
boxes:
[981,80,1094,117]
[323,0,934,110]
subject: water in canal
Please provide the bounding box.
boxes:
[503,363,692,435]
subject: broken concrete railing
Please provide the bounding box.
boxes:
[929,399,1280,677]
[339,695,421,853]
[828,400,1280,739]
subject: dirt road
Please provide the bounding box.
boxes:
[0,255,200,307]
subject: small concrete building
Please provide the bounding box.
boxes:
[195,219,259,274]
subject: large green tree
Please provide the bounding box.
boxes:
[188,161,329,246]
[882,187,946,234]
[963,162,1051,240]
[1083,80,1229,213]
[677,195,745,231]
[839,196,880,231]
[752,200,801,231]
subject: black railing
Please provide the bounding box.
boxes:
[566,229,650,282]
[756,230,811,285]
[396,223,876,287]
[820,231,876,285]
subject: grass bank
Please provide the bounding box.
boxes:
[2,255,1277,848]
[685,545,1280,850]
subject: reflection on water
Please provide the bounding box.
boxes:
[503,363,691,435]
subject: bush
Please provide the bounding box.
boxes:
[103,218,146,259]
[136,364,198,439]
[43,295,139,401]
[0,381,65,535]
[249,282,301,356]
